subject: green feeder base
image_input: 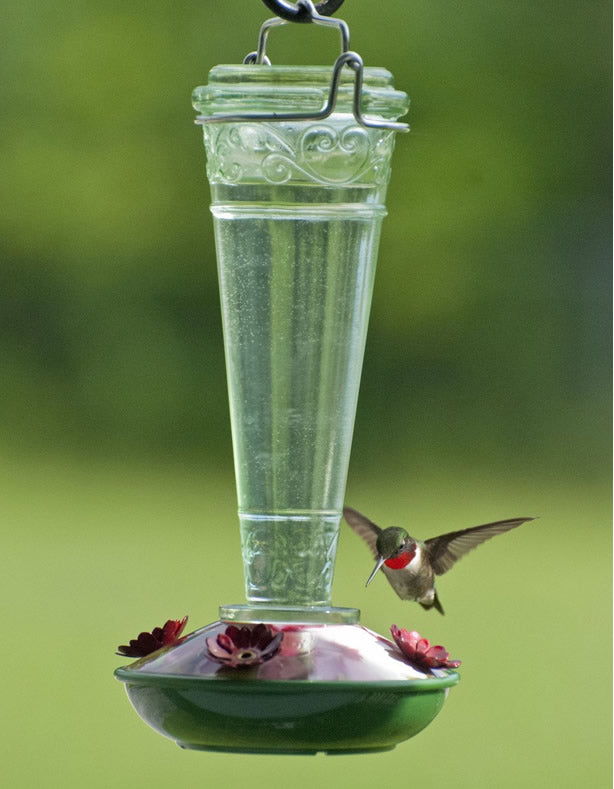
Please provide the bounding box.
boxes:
[115,610,459,754]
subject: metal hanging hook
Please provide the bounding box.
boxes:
[260,0,345,23]
[195,0,408,132]
[244,0,350,65]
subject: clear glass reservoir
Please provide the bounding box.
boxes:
[193,65,408,607]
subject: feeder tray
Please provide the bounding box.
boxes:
[115,612,459,754]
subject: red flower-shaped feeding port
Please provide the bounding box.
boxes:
[206,623,283,668]
[391,625,461,671]
[117,616,188,658]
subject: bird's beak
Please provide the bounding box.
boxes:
[366,556,386,587]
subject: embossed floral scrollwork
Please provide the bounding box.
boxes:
[300,125,371,183]
[202,121,394,186]
[262,152,295,184]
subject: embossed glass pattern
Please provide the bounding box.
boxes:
[194,66,408,606]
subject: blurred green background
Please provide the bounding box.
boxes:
[1,0,611,786]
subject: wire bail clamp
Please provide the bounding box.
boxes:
[195,0,409,133]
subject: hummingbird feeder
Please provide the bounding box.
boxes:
[115,0,459,753]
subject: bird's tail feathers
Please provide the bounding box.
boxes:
[419,591,445,615]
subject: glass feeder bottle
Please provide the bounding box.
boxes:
[193,54,409,614]
[115,7,459,756]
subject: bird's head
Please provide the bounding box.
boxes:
[366,527,416,586]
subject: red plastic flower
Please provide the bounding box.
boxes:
[390,625,461,670]
[117,616,188,658]
[206,623,283,668]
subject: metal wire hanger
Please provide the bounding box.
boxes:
[195,0,409,133]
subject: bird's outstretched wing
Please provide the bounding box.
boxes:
[343,506,382,559]
[424,517,535,576]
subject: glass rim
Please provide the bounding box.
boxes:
[193,63,409,120]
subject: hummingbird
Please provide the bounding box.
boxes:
[343,506,534,614]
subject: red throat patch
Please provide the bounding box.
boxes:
[384,551,415,570]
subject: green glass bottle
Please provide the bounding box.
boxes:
[193,64,408,608]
